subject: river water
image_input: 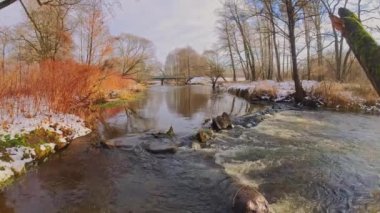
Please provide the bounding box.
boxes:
[0,85,379,213]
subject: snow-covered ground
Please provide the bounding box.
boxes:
[0,100,91,185]
[226,80,380,113]
[188,77,212,85]
[227,80,318,101]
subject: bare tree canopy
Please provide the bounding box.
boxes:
[0,0,81,10]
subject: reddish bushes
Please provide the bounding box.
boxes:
[0,60,135,117]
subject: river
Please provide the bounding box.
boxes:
[0,85,379,213]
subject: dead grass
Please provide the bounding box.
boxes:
[250,82,278,100]
[311,81,379,110]
[0,60,139,119]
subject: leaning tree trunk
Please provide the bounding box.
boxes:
[331,8,380,96]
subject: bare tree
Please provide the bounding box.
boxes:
[261,0,283,81]
[282,0,307,102]
[224,0,256,80]
[0,27,11,74]
[217,16,237,81]
[75,0,110,65]
[164,47,202,78]
[114,33,155,77]
[17,0,75,61]
[0,0,81,10]
[202,50,226,89]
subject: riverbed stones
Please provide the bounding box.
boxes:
[191,142,202,150]
[144,141,178,154]
[103,135,142,150]
[197,128,213,143]
[233,186,269,213]
[212,112,233,131]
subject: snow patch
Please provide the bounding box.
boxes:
[0,99,92,184]
[227,80,319,101]
[188,77,212,85]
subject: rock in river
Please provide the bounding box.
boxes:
[212,112,233,131]
[197,128,213,143]
[103,135,142,150]
[233,186,269,213]
[144,141,178,154]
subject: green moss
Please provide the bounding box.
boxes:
[0,134,27,149]
[0,176,15,189]
[34,145,53,160]
[25,128,60,146]
[339,8,380,82]
[338,8,360,21]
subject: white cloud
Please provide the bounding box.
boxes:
[108,0,222,62]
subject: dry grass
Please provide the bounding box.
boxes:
[250,82,278,100]
[311,81,379,110]
[0,60,101,115]
[0,60,139,119]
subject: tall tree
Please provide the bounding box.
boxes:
[262,0,282,81]
[164,47,202,78]
[18,0,74,61]
[0,27,11,74]
[202,50,227,89]
[76,0,109,65]
[225,0,256,80]
[113,33,155,77]
[283,0,306,102]
[217,16,237,81]
[331,7,380,96]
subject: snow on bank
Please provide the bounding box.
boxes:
[227,80,318,101]
[188,77,212,85]
[1,113,91,140]
[0,107,91,185]
[226,80,380,113]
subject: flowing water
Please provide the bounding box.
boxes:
[214,111,380,212]
[0,85,260,213]
[0,85,379,213]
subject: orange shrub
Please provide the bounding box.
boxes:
[0,60,96,116]
[0,60,143,118]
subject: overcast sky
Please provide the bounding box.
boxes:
[0,0,222,63]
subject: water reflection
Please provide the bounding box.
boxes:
[100,85,264,138]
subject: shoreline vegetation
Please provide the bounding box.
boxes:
[224,80,380,113]
[0,78,146,187]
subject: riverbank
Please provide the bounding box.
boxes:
[0,84,146,187]
[226,80,380,113]
[0,111,91,186]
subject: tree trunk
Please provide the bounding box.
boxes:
[232,29,248,80]
[304,12,311,80]
[265,1,282,81]
[332,8,380,96]
[286,0,305,103]
[225,23,237,81]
